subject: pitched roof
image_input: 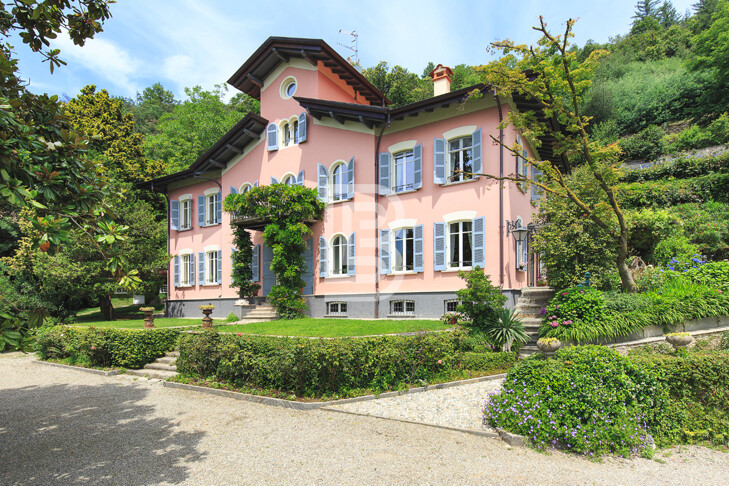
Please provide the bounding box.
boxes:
[227,37,389,106]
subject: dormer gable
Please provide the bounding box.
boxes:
[227,37,388,107]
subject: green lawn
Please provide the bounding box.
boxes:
[215,318,452,337]
[72,318,215,329]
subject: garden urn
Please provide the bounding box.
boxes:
[537,338,562,357]
[665,333,693,349]
[200,305,214,329]
[140,307,155,329]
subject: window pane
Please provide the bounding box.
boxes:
[393,301,403,313]
[450,140,459,151]
[405,228,414,270]
[405,301,415,312]
[333,237,341,274]
[463,222,473,266]
[341,303,347,313]
[394,230,404,271]
[462,137,472,148]
[293,121,299,144]
[333,165,345,201]
[450,223,459,266]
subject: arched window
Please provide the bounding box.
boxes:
[293,120,299,144]
[331,163,346,202]
[283,174,296,186]
[241,183,252,193]
[283,124,291,147]
[331,234,348,275]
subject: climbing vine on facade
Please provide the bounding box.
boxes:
[224,185,325,318]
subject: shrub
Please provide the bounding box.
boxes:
[176,330,512,397]
[484,346,667,457]
[720,330,729,351]
[225,312,238,322]
[653,237,700,266]
[630,352,729,446]
[666,113,729,153]
[539,287,608,344]
[620,152,729,183]
[619,125,665,161]
[35,326,179,369]
[486,308,529,352]
[456,268,506,332]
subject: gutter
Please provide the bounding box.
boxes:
[493,90,505,287]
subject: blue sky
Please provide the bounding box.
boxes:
[8,0,697,101]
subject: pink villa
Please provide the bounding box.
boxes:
[145,37,549,319]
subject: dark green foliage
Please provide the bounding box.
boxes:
[35,326,179,369]
[540,287,608,343]
[688,0,729,117]
[230,224,259,299]
[361,61,431,107]
[619,125,665,160]
[666,113,729,152]
[455,268,507,332]
[487,308,529,352]
[224,185,325,318]
[617,172,729,208]
[485,346,667,457]
[653,235,699,265]
[176,330,512,397]
[630,352,729,445]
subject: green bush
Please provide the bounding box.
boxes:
[630,352,729,446]
[617,172,729,209]
[619,125,665,161]
[455,268,506,332]
[35,326,179,369]
[485,346,667,457]
[667,114,729,153]
[653,236,700,266]
[540,287,608,343]
[620,152,729,183]
[176,330,512,397]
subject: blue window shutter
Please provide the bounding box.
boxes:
[298,112,307,143]
[173,256,180,287]
[472,216,485,269]
[216,191,222,223]
[271,176,279,185]
[347,156,355,200]
[189,253,196,286]
[434,222,447,271]
[170,200,180,231]
[317,163,328,203]
[198,252,205,284]
[413,144,423,189]
[472,128,483,175]
[198,196,205,227]
[347,232,356,276]
[378,152,391,195]
[266,123,278,151]
[296,170,305,186]
[380,229,391,274]
[230,186,238,195]
[434,138,447,184]
[414,224,425,272]
[252,244,260,282]
[318,236,328,278]
[253,180,259,188]
[532,167,542,201]
[217,250,223,284]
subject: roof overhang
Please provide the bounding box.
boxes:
[294,96,389,129]
[140,113,268,192]
[227,37,389,106]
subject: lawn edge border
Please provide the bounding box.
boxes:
[319,406,500,439]
[162,372,507,410]
[33,359,120,376]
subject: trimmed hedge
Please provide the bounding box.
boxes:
[35,326,180,369]
[177,330,513,397]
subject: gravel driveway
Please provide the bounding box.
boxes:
[1,353,727,485]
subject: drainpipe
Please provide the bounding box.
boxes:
[493,90,505,287]
[373,115,388,318]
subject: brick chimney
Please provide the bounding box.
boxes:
[429,64,453,97]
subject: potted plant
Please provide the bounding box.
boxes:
[200,304,215,329]
[665,332,693,350]
[443,313,459,327]
[537,337,561,356]
[140,307,155,328]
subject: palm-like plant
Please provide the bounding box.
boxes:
[487,308,530,352]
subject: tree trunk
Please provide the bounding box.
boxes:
[617,235,637,293]
[99,294,115,321]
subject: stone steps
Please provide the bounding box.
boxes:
[514,287,554,358]
[236,304,279,323]
[126,350,178,380]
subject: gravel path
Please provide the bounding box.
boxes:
[326,377,503,433]
[2,353,728,485]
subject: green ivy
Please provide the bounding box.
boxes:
[230,224,259,298]
[224,185,325,318]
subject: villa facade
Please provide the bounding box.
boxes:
[146,37,549,319]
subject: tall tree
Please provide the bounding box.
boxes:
[144,84,253,174]
[633,0,661,22]
[691,0,720,31]
[657,1,681,27]
[64,85,165,182]
[689,0,729,114]
[481,17,638,291]
[362,62,432,107]
[126,83,178,137]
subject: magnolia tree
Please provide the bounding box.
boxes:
[480,17,638,292]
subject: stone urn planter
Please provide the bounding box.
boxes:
[200,304,215,329]
[537,337,562,357]
[665,332,693,350]
[140,307,155,328]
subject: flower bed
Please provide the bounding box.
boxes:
[176,330,515,399]
[35,326,180,369]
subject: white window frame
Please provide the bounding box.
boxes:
[330,234,349,276]
[330,162,347,203]
[282,173,297,186]
[392,227,415,273]
[206,251,219,285]
[280,76,298,100]
[448,220,473,269]
[240,183,252,193]
[326,301,348,316]
[278,115,301,149]
[205,193,218,225]
[444,299,460,314]
[390,300,415,316]
[448,136,474,183]
[179,196,192,230]
[392,150,415,194]
[180,254,192,287]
